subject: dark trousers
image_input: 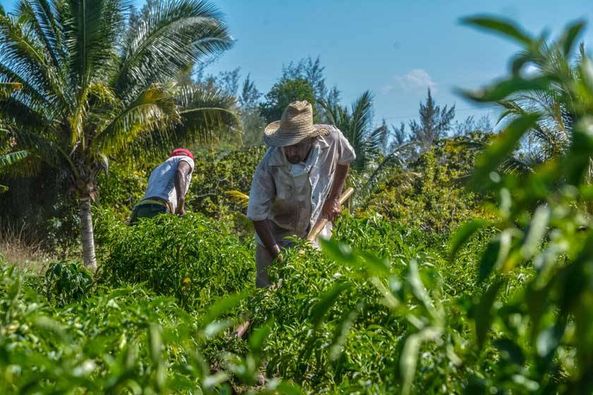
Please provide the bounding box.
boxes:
[129,203,168,225]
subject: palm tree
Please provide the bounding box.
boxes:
[0,82,27,192]
[321,91,386,171]
[0,0,235,269]
[488,34,581,173]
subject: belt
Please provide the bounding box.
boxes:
[135,197,172,212]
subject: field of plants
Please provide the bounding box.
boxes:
[2,0,593,393]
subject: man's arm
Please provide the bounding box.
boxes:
[253,220,282,259]
[174,161,192,215]
[321,163,350,222]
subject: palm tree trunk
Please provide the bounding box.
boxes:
[79,197,97,270]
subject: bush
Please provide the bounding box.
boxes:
[0,264,295,394]
[362,137,491,233]
[100,213,254,311]
[237,217,485,393]
[44,260,94,306]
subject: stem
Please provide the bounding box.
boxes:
[79,196,97,270]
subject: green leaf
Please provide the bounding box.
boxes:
[407,260,432,310]
[203,372,229,389]
[478,240,500,282]
[461,16,533,46]
[203,319,233,339]
[449,219,489,262]
[201,291,247,326]
[475,279,504,349]
[564,117,593,185]
[249,322,272,353]
[560,19,586,56]
[521,205,550,259]
[460,76,553,103]
[330,307,359,361]
[33,316,69,344]
[320,238,357,265]
[268,381,305,395]
[471,113,540,189]
[321,238,391,277]
[0,150,29,167]
[400,327,442,395]
[359,251,391,277]
[310,282,351,329]
[536,322,565,359]
[148,324,163,364]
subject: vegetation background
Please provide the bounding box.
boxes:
[1,0,592,394]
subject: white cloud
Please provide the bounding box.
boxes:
[382,69,437,94]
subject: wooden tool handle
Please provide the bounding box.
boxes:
[306,187,354,242]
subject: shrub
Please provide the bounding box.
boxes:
[362,137,491,233]
[100,213,254,310]
[0,264,297,394]
[44,260,94,306]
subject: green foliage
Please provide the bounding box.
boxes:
[189,146,265,222]
[362,136,491,232]
[100,213,254,311]
[236,217,491,393]
[260,78,316,123]
[0,263,297,393]
[322,91,386,171]
[96,163,148,217]
[0,0,236,268]
[44,260,94,306]
[449,15,593,392]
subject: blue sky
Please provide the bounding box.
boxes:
[2,0,592,128]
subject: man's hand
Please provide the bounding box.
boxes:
[254,220,283,262]
[322,197,341,222]
[270,243,283,262]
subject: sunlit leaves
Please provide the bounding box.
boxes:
[448,218,489,262]
[471,113,540,189]
[461,16,534,46]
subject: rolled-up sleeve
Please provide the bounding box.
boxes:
[333,127,356,165]
[247,161,275,221]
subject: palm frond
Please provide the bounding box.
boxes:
[115,0,232,99]
[93,83,179,156]
[173,83,239,144]
[0,81,22,97]
[321,91,382,171]
[65,0,124,88]
[18,0,67,79]
[0,149,28,167]
[0,11,60,102]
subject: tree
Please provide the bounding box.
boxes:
[496,54,577,173]
[283,57,328,102]
[239,74,266,146]
[260,78,316,123]
[453,115,492,136]
[0,0,235,269]
[321,91,386,171]
[408,89,455,152]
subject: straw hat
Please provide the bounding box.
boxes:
[263,100,327,147]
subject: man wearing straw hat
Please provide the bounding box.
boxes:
[247,100,356,288]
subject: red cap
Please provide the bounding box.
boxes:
[170,148,193,160]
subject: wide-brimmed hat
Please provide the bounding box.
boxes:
[263,101,326,147]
